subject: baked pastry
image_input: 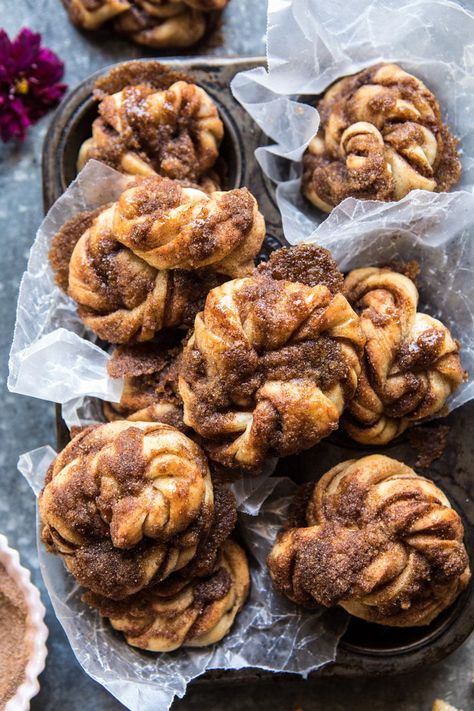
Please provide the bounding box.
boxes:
[40,421,214,599]
[112,177,264,276]
[84,539,249,651]
[178,244,365,470]
[63,0,130,30]
[77,80,224,189]
[104,337,185,429]
[302,63,461,212]
[268,455,470,626]
[343,266,465,444]
[113,1,207,49]
[49,176,265,343]
[62,1,229,49]
[155,478,237,596]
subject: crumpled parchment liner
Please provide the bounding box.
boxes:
[231,0,474,241]
[18,448,347,711]
[8,160,129,407]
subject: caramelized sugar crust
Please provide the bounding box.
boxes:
[268,454,470,627]
[302,63,461,211]
[49,176,265,344]
[343,267,465,444]
[39,421,215,599]
[78,80,224,190]
[178,244,366,470]
[84,539,249,651]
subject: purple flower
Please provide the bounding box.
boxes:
[0,28,67,142]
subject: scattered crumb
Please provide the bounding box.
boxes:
[408,425,450,468]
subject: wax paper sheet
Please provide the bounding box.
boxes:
[231,0,474,241]
[8,160,128,407]
[18,448,347,711]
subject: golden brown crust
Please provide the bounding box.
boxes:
[66,204,210,343]
[84,539,249,651]
[94,61,194,96]
[51,176,263,344]
[178,245,365,470]
[112,177,265,277]
[343,267,466,445]
[39,421,214,599]
[77,80,224,189]
[302,63,461,211]
[153,479,237,596]
[257,242,344,293]
[268,455,470,627]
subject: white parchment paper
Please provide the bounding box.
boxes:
[8,160,127,408]
[18,448,347,711]
[232,0,474,241]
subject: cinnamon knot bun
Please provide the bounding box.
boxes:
[113,1,205,49]
[40,421,214,599]
[49,177,265,343]
[303,63,461,212]
[77,80,224,189]
[63,0,130,30]
[343,266,465,444]
[268,455,470,626]
[113,177,265,277]
[178,245,365,470]
[63,1,229,48]
[84,539,249,651]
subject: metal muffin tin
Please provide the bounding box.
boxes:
[42,57,473,681]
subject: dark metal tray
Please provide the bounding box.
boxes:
[43,57,473,681]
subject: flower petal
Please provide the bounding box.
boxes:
[30,47,65,85]
[10,28,41,72]
[0,97,30,142]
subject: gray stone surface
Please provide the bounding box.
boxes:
[0,1,472,709]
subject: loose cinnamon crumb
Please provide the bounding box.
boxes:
[408,424,450,468]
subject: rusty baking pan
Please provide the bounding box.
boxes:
[42,57,473,680]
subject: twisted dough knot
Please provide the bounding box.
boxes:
[268,455,470,626]
[303,63,461,212]
[63,0,130,30]
[178,245,365,469]
[84,539,249,651]
[64,1,228,48]
[112,2,207,49]
[65,204,220,343]
[51,177,264,343]
[343,267,465,444]
[78,80,224,187]
[113,176,265,276]
[40,421,214,599]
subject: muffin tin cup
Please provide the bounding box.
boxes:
[43,57,473,681]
